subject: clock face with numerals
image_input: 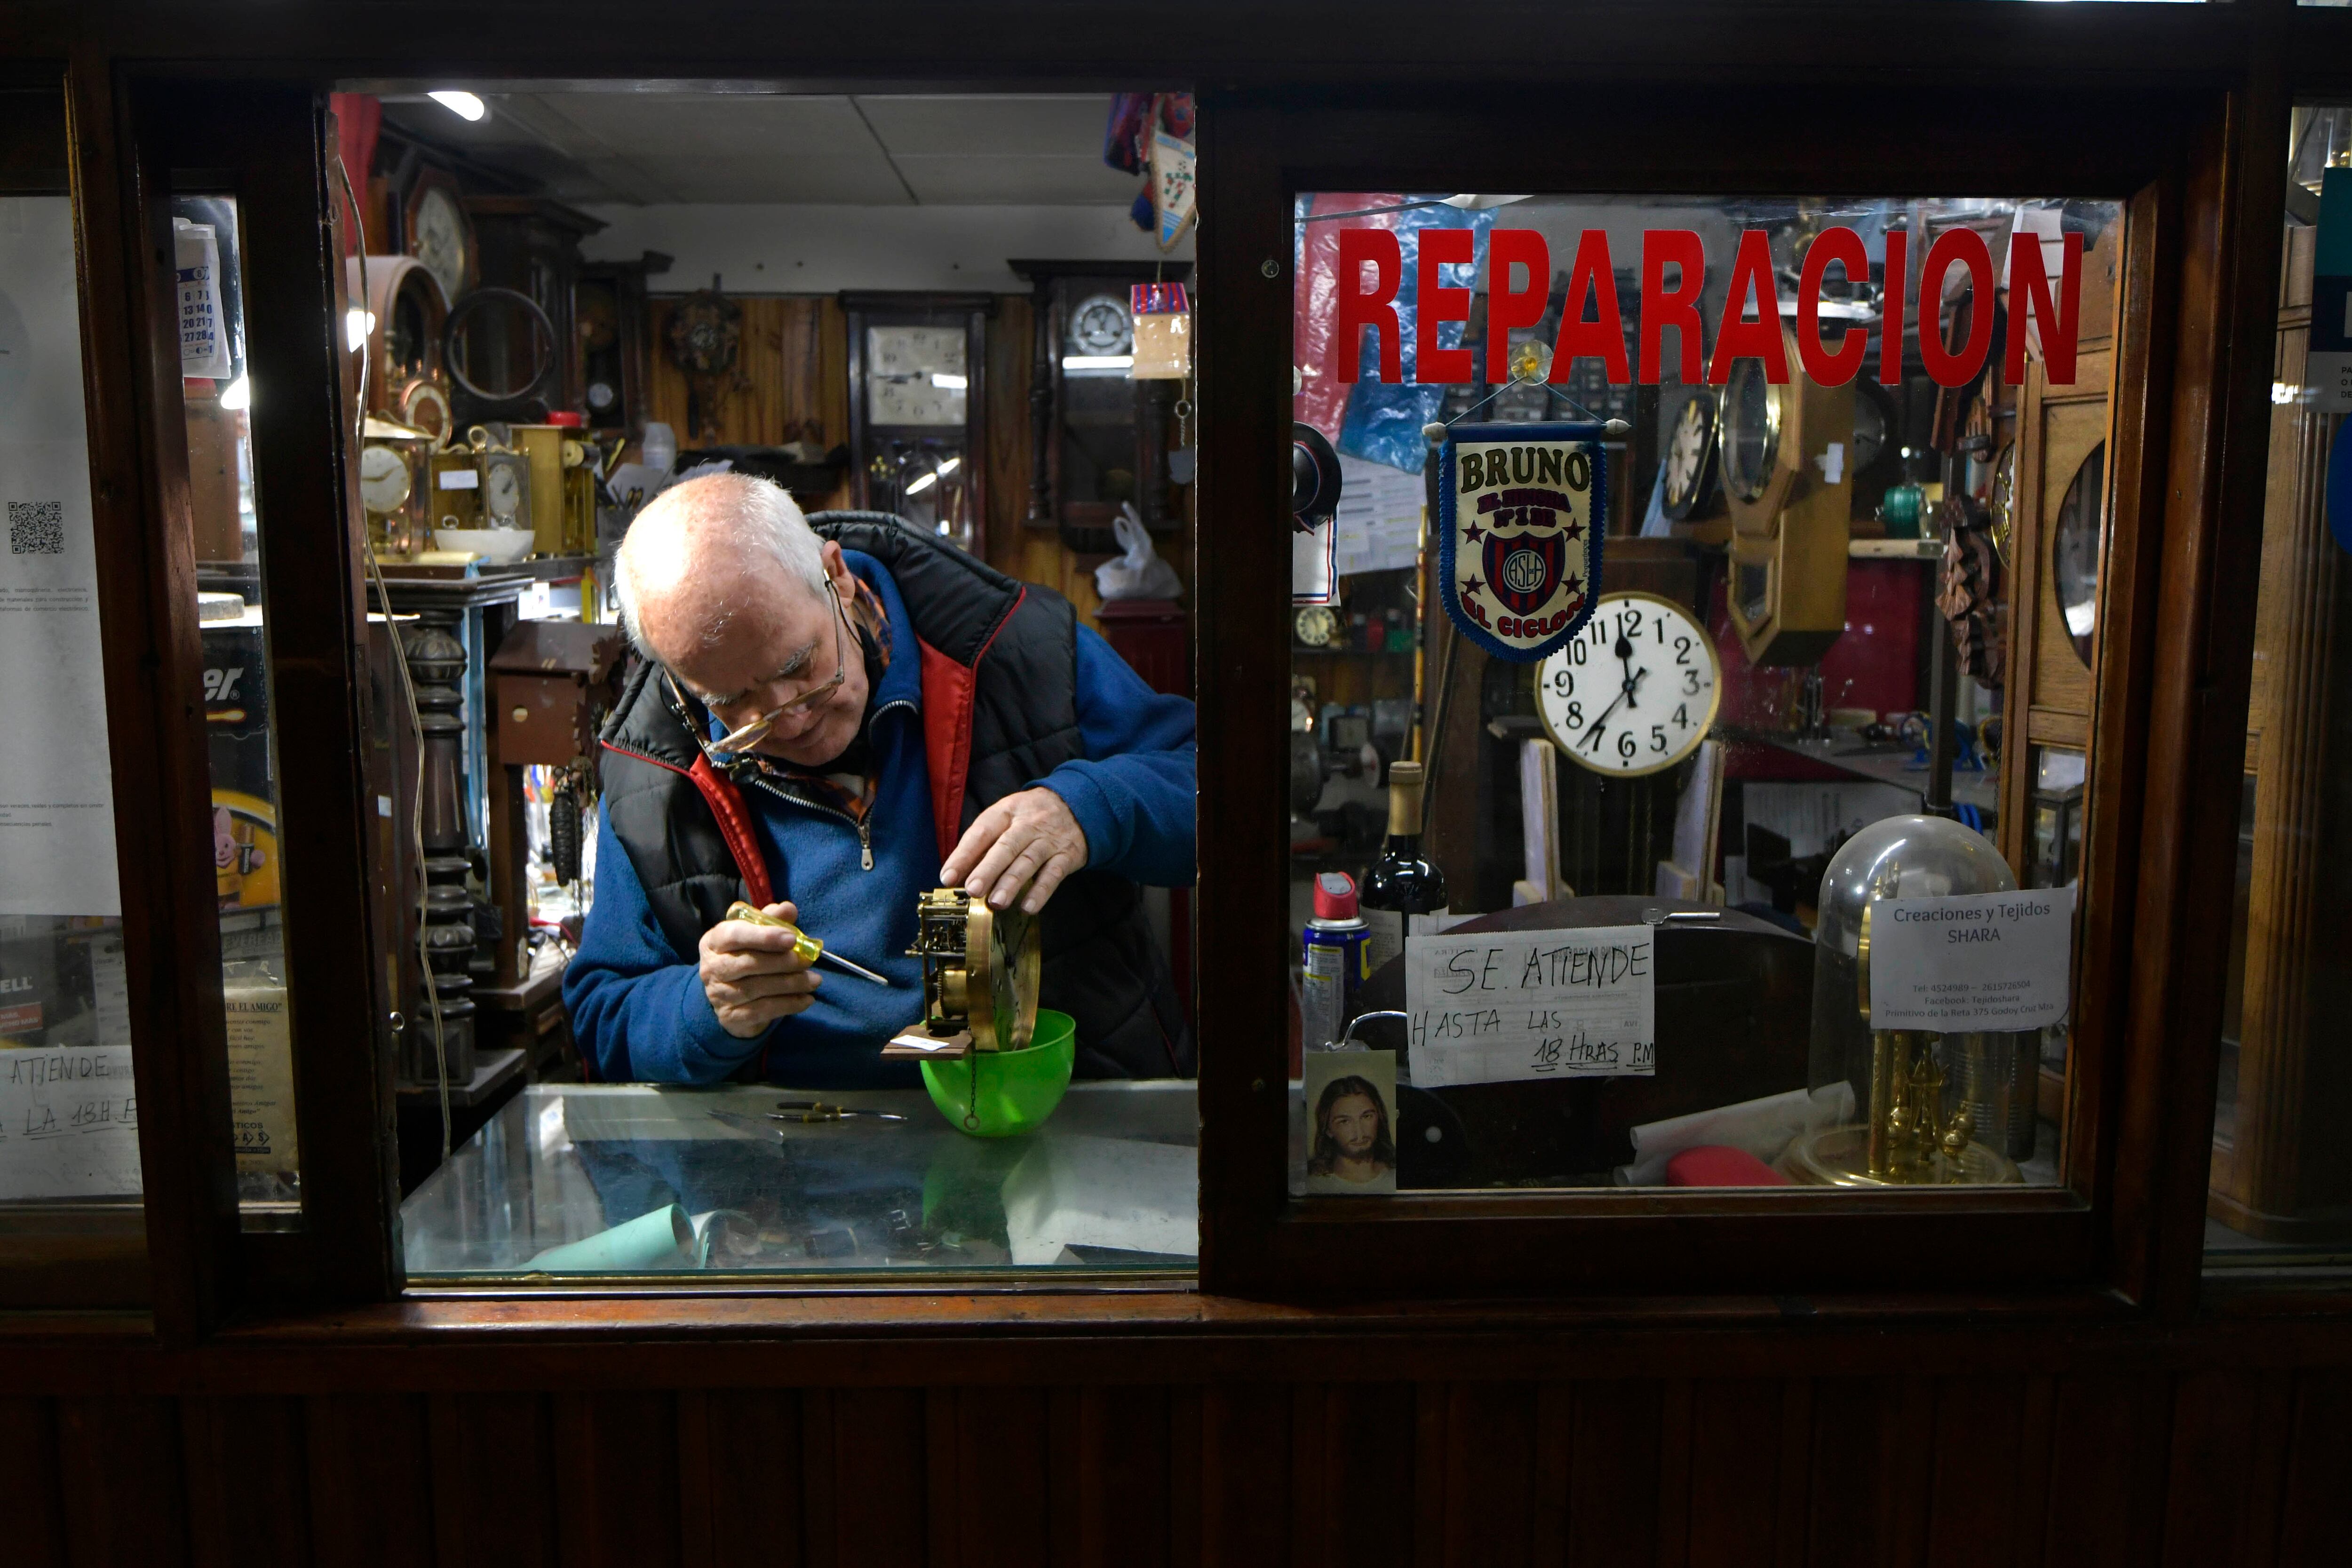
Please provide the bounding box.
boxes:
[1534,591,1721,777]
[866,325,968,427]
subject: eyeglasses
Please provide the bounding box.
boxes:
[667,578,850,757]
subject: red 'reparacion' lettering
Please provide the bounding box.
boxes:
[1322,220,2078,390]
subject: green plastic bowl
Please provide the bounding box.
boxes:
[921,1009,1075,1138]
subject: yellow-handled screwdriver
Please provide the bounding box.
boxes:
[723,900,892,986]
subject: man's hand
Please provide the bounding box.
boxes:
[699,900,820,1039]
[941,787,1088,914]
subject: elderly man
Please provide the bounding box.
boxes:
[564,473,1195,1086]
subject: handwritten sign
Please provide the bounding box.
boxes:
[0,1044,140,1199]
[1403,925,1655,1088]
[1866,887,2074,1033]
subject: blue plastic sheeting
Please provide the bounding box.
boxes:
[1336,205,1497,475]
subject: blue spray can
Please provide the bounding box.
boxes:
[1300,871,1372,1050]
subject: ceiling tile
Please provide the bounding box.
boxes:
[893,153,1143,206]
[626,156,915,206]
[853,95,1111,158]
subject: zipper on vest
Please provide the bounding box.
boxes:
[741,772,878,872]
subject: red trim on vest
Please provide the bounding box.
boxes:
[917,639,974,862]
[601,740,773,906]
[687,755,774,907]
[915,587,1025,862]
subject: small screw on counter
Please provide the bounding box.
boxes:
[723,900,892,985]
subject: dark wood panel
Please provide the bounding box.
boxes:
[1563,1380,1663,1568]
[1684,1378,1786,1568]
[183,1395,312,1568]
[554,1390,683,1568]
[0,1398,69,1565]
[2042,1373,2171,1568]
[689,1388,803,1568]
[811,1388,929,1568]
[14,1365,2352,1568]
[2277,1369,2352,1568]
[1435,1383,1533,1568]
[428,1393,559,1568]
[305,1393,437,1568]
[1200,1382,1292,1568]
[56,1394,190,1567]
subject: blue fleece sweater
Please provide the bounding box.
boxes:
[563,552,1196,1087]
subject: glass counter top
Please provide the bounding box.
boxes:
[401,1081,1197,1279]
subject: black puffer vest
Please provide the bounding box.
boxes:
[596,513,1192,1080]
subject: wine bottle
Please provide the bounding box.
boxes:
[1361,760,1450,971]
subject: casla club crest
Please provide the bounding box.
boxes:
[1437,422,1605,662]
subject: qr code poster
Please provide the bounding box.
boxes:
[8,501,63,557]
[0,194,122,920]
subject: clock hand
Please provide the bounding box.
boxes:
[1581,667,1649,744]
[1615,635,1640,710]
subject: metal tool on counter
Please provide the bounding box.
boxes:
[774,1100,906,1124]
[723,900,891,985]
[706,1104,906,1141]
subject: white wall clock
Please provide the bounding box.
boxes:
[1535,591,1721,777]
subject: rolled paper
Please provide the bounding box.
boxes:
[525,1203,696,1272]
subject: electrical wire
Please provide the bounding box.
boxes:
[334,148,453,1161]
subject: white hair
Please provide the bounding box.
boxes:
[612,471,828,662]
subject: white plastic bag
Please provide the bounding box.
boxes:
[1094,506,1183,600]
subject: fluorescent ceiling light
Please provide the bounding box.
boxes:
[930,373,967,390]
[905,470,939,496]
[429,90,487,123]
[1062,354,1133,373]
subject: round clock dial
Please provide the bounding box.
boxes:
[1068,293,1133,358]
[1722,358,1781,504]
[1662,392,1718,519]
[359,443,412,514]
[1535,592,1722,778]
[1294,605,1338,648]
[411,186,469,312]
[483,459,523,523]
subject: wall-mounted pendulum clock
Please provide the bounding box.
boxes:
[1009,261,1193,555]
[842,292,994,556]
[1722,326,1855,666]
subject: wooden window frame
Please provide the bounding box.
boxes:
[21,0,2321,1331]
[1191,81,2287,1301]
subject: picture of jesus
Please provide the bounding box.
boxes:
[1303,1051,1398,1194]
